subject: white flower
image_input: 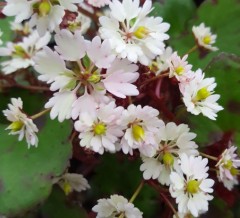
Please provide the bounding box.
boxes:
[57,173,90,195]
[99,0,170,65]
[118,104,162,156]
[192,23,218,51]
[0,30,51,74]
[181,69,223,120]
[169,154,214,217]
[150,46,172,75]
[74,102,124,154]
[3,98,38,148]
[140,122,198,186]
[168,52,192,81]
[3,0,33,23]
[3,0,83,36]
[45,90,77,122]
[216,146,240,190]
[92,194,143,218]
[88,0,110,8]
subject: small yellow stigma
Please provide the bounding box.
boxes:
[63,182,72,195]
[134,26,149,39]
[230,167,239,176]
[175,66,184,75]
[195,87,211,101]
[203,35,211,45]
[224,160,233,170]
[132,125,145,142]
[149,61,159,72]
[39,0,51,16]
[13,45,29,58]
[162,152,174,166]
[9,121,24,132]
[93,123,106,135]
[68,22,80,32]
[87,74,101,83]
[186,180,200,194]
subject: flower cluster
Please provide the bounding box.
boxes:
[1,0,239,218]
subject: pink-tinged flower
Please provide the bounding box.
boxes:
[168,52,192,81]
[216,146,240,190]
[192,23,218,51]
[33,30,140,123]
[3,98,38,147]
[118,104,163,156]
[169,154,214,217]
[74,102,124,154]
[92,195,143,218]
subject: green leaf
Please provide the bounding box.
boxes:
[0,118,72,216]
[169,0,240,69]
[150,0,196,36]
[0,17,14,45]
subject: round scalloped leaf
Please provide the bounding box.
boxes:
[169,0,240,69]
[0,118,72,216]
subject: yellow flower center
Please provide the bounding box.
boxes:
[175,66,184,75]
[93,123,106,135]
[162,152,174,166]
[195,87,211,101]
[63,181,72,195]
[9,121,24,132]
[203,35,211,45]
[186,180,200,194]
[132,125,145,142]
[38,0,51,16]
[134,26,149,39]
